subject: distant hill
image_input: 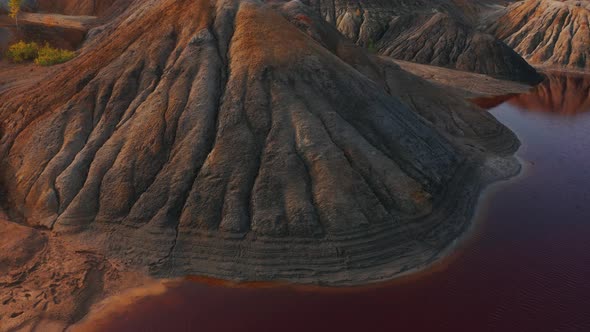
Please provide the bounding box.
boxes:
[302,0,543,83]
[488,0,590,70]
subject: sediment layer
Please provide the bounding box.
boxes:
[0,0,520,286]
[302,0,542,83]
[488,0,590,70]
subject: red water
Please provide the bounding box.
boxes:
[99,73,590,332]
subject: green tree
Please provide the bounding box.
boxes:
[8,0,22,30]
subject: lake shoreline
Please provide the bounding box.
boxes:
[70,68,543,330]
[72,155,526,331]
[0,62,542,330]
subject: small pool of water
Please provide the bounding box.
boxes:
[97,72,590,332]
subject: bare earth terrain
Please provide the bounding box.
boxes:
[301,0,543,83]
[487,0,590,71]
[2,0,576,329]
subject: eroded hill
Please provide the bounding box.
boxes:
[301,0,542,83]
[488,0,590,70]
[0,0,520,282]
[0,0,522,327]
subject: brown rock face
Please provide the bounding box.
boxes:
[377,12,541,84]
[488,0,590,70]
[302,0,542,83]
[0,0,519,284]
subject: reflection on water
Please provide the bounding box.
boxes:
[471,93,517,110]
[474,72,590,115]
[94,73,590,332]
[508,73,590,115]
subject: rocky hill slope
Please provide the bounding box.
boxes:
[0,0,527,327]
[301,0,542,83]
[488,0,590,70]
[0,0,520,288]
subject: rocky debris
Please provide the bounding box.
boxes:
[0,219,96,330]
[0,0,520,300]
[0,216,47,280]
[488,0,590,70]
[301,0,542,83]
[0,217,150,330]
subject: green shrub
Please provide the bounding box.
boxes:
[5,41,76,65]
[34,44,76,66]
[367,39,378,54]
[5,41,40,63]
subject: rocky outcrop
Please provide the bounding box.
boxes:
[377,12,542,83]
[0,0,519,285]
[488,0,590,70]
[302,0,543,83]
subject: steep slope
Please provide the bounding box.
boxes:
[376,12,541,83]
[488,0,590,70]
[302,0,542,83]
[0,0,519,286]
